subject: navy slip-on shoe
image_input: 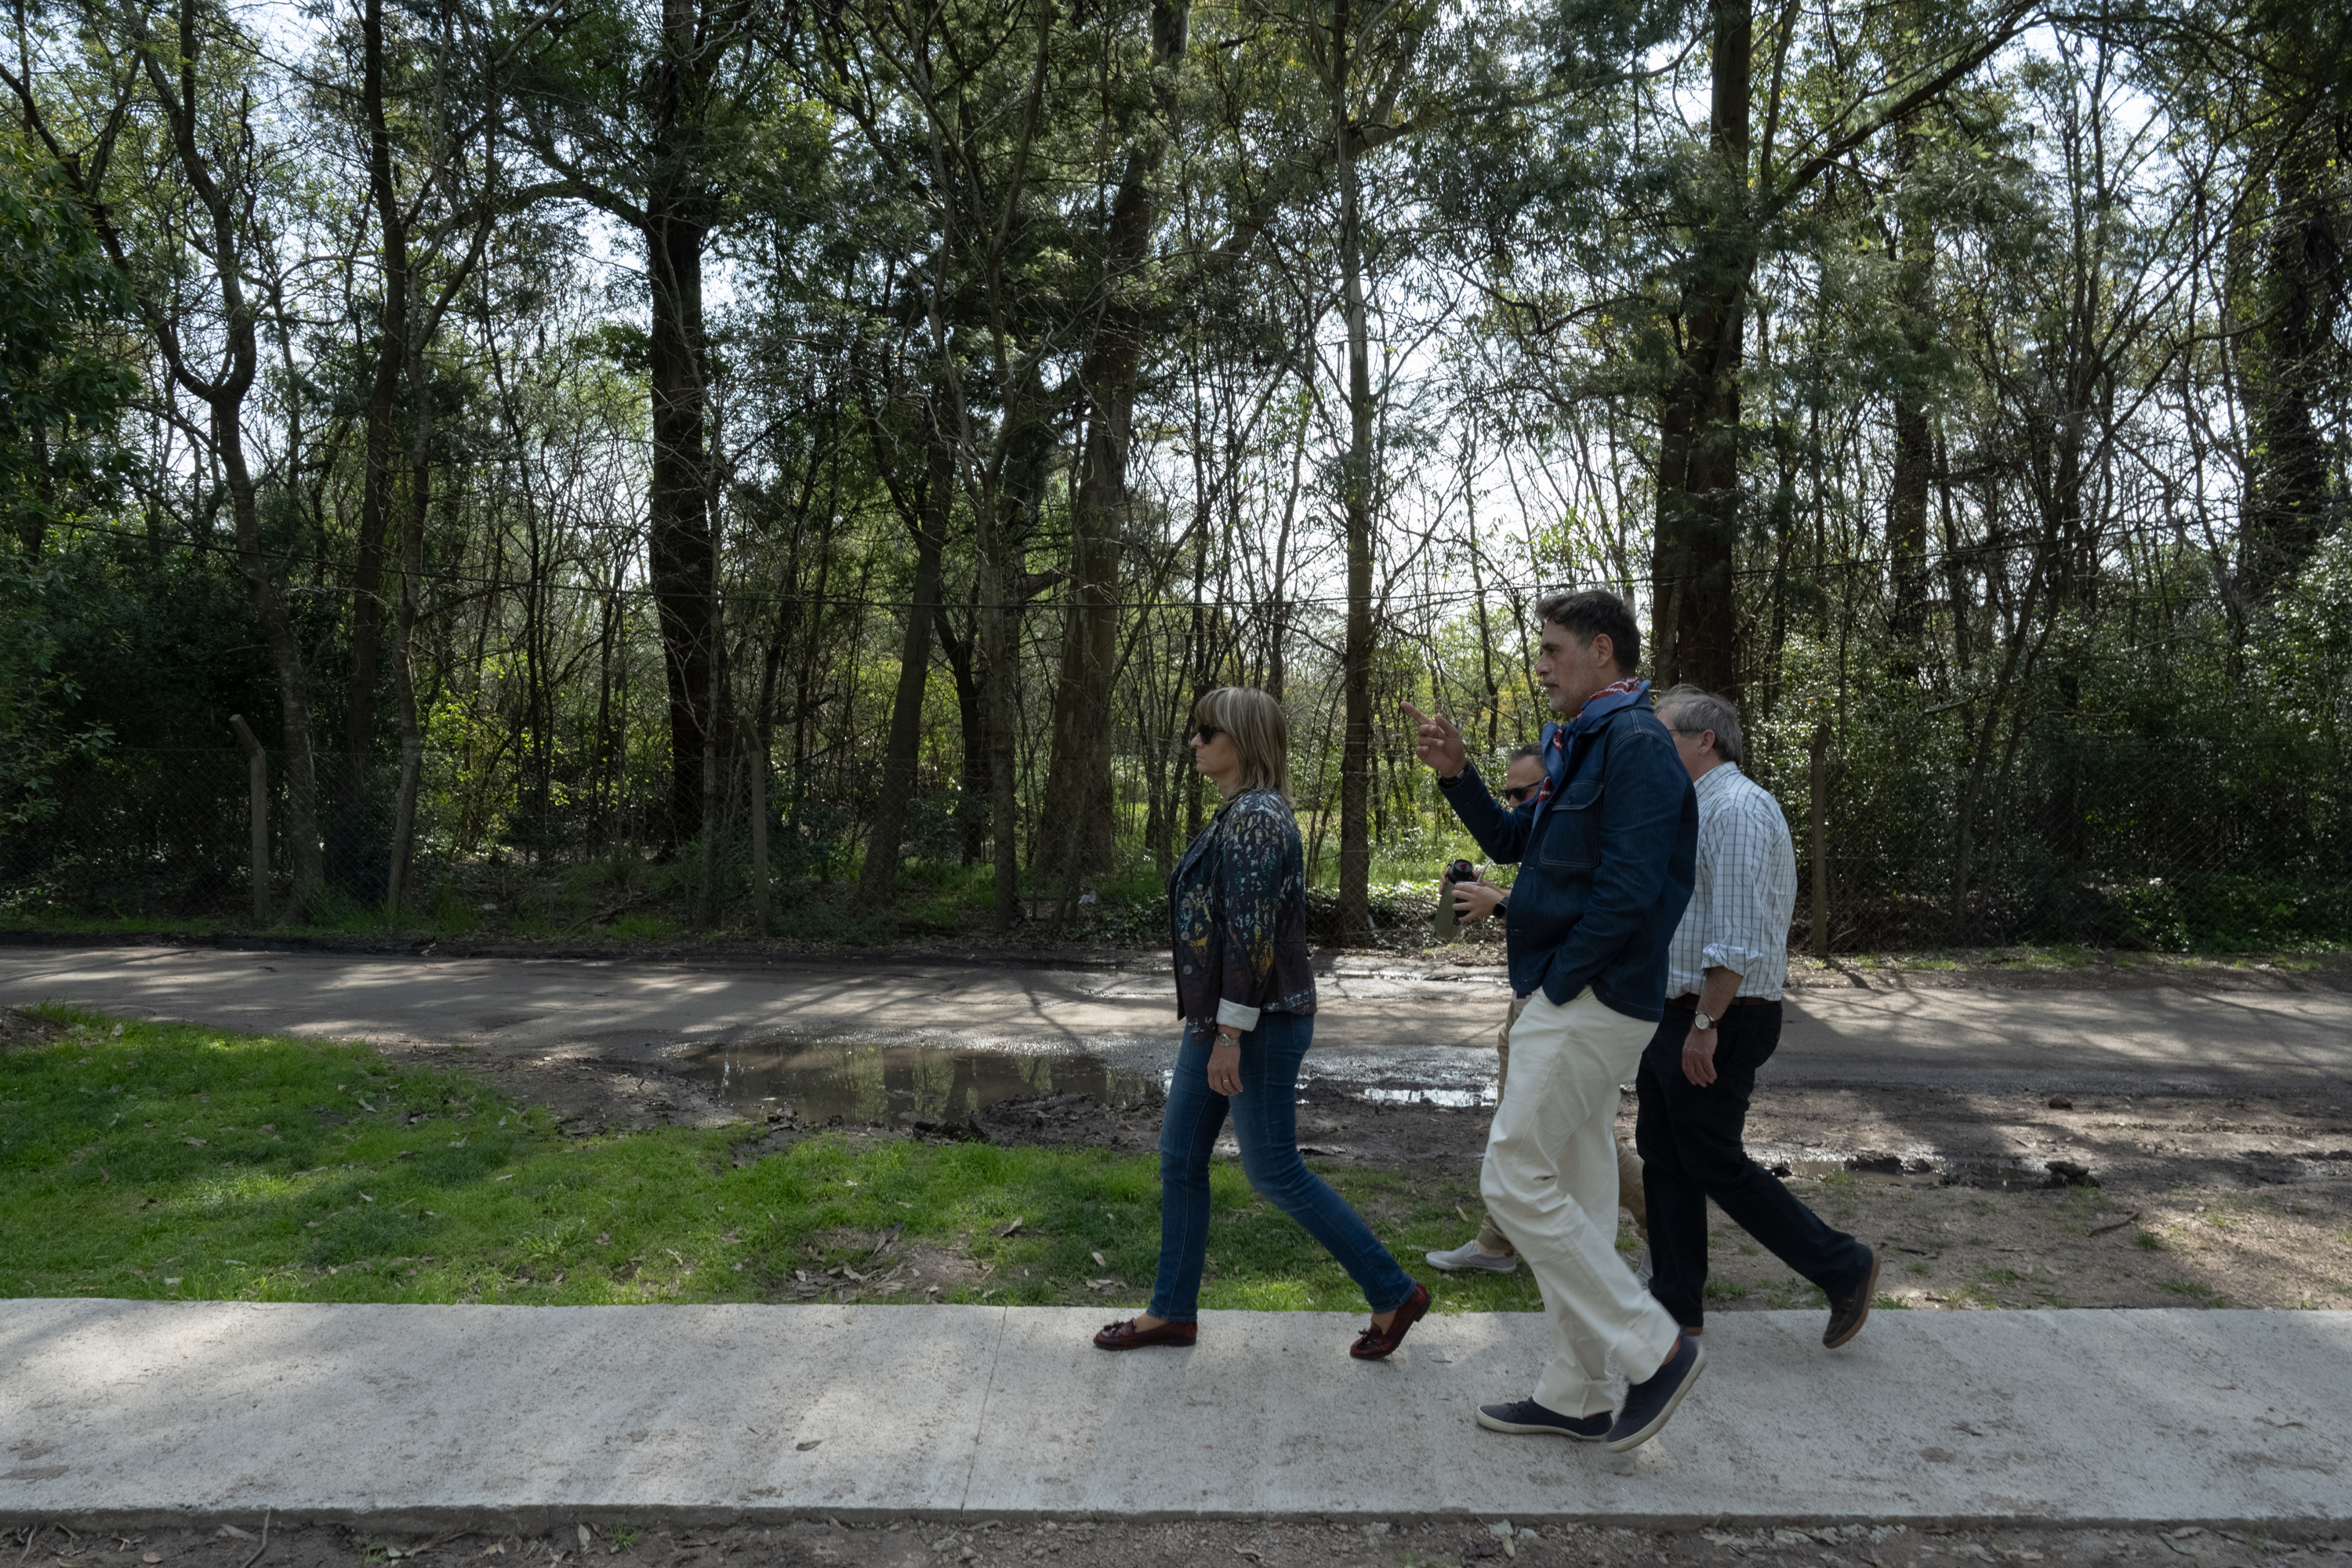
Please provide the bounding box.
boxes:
[1604,1334,1706,1452]
[1475,1399,1612,1440]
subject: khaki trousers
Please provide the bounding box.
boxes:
[1480,986,1682,1417]
[1475,995,1648,1254]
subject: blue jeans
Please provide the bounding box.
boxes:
[1147,1011,1417,1322]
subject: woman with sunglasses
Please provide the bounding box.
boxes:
[1093,686,1430,1358]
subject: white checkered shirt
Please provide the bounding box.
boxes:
[1665,761,1796,1000]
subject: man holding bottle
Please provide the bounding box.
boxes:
[1404,587,1700,1454]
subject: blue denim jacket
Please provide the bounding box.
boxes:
[1170,789,1317,1031]
[1438,683,1697,1021]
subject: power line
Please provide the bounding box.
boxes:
[45,513,2160,619]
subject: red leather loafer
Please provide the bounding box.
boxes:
[1093,1316,1197,1351]
[1349,1280,1431,1359]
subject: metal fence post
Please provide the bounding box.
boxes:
[750,753,770,938]
[1809,718,1831,958]
[228,715,269,924]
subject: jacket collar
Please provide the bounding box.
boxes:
[1527,679,1651,837]
[1174,789,1254,883]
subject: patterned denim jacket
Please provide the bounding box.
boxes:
[1169,789,1318,1033]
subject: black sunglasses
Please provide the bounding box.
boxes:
[1503,782,1540,804]
[1192,724,1225,744]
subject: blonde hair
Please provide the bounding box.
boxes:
[1192,686,1291,802]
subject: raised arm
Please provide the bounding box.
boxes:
[1404,702,1537,862]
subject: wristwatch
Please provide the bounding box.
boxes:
[1692,1011,1717,1033]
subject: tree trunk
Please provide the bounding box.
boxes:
[645,200,716,849]
[2239,108,2342,603]
[935,599,989,866]
[1333,0,1378,942]
[385,345,432,920]
[339,0,405,824]
[862,415,950,899]
[979,498,1019,928]
[1040,0,1190,884]
[1650,0,1751,697]
[1887,114,1933,658]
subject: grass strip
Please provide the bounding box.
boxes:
[2,1007,1555,1313]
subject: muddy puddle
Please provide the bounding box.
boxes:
[682,1040,1166,1125]
[1753,1149,2091,1190]
[681,1040,1503,1125]
[683,1040,2103,1190]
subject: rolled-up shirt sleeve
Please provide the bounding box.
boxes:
[1214,996,1261,1032]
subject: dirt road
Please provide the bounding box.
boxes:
[2,943,2346,1094]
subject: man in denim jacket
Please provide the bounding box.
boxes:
[1405,589,1703,1453]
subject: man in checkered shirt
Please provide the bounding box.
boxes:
[1640,685,1881,1350]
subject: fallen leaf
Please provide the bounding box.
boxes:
[142,1557,162,1565]
[1091,1250,1109,1268]
[796,1439,822,1452]
[359,1192,375,1203]
[993,1218,1023,1237]
[495,1173,514,1181]
[183,1138,206,1147]
[215,1526,256,1541]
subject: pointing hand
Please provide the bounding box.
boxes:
[1400,702,1466,781]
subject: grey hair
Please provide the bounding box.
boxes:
[1655,684,1743,766]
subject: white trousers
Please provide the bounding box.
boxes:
[1480,985,1682,1416]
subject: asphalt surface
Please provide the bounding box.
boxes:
[2,944,2348,1096]
[5,1299,2348,1527]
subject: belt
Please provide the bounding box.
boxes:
[1665,993,1773,1008]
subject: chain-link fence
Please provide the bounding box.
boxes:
[4,723,2347,952]
[1755,723,2350,953]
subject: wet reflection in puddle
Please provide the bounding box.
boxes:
[682,1040,1164,1124]
[1357,1084,1494,1109]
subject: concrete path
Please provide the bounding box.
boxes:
[3,945,2350,1094]
[3,1300,2347,1529]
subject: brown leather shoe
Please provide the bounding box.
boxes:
[1350,1281,1431,1359]
[1824,1247,1882,1348]
[1094,1317,1196,1351]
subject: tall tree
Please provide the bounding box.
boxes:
[10,0,332,906]
[1038,0,1192,886]
[509,0,799,846]
[1647,0,2036,695]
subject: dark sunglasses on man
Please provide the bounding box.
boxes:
[1502,782,1540,805]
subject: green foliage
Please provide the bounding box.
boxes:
[0,147,136,548]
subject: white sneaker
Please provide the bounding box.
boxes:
[1426,1240,1519,1274]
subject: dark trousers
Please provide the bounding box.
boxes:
[1634,1000,1873,1330]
